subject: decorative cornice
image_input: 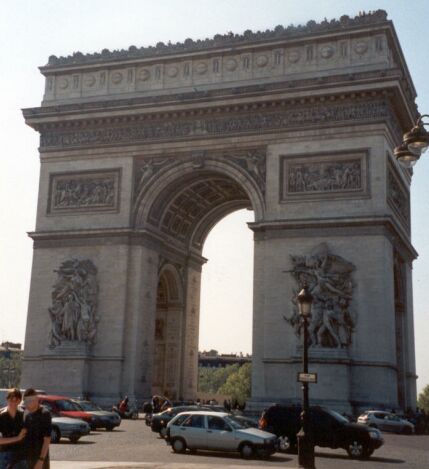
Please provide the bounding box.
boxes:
[249,215,417,261]
[45,10,388,67]
[37,97,400,150]
[23,69,404,120]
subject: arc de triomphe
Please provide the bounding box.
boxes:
[22,10,418,412]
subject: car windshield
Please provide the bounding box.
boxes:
[225,416,249,429]
[324,408,349,424]
[56,400,82,411]
[77,401,101,411]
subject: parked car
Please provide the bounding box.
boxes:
[151,405,222,437]
[357,411,415,434]
[166,411,278,459]
[38,395,94,426]
[259,404,383,459]
[50,416,90,444]
[74,400,121,431]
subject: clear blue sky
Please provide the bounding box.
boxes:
[0,0,428,394]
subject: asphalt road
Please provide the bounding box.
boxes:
[51,418,429,469]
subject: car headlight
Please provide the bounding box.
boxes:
[369,430,381,439]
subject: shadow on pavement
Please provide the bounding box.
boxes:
[57,440,96,445]
[315,452,405,464]
[170,450,292,463]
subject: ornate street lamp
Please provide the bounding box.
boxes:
[394,114,429,168]
[296,284,316,469]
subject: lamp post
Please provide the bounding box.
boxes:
[394,114,429,168]
[296,284,315,469]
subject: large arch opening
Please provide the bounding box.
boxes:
[141,162,260,400]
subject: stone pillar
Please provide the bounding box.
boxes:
[404,261,417,410]
[180,263,202,400]
[120,243,159,401]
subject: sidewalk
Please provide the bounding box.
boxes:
[53,462,298,469]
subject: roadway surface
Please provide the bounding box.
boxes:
[51,417,429,468]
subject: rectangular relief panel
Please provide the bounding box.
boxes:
[280,150,369,202]
[387,162,410,232]
[47,169,121,215]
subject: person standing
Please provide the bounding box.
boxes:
[22,389,51,469]
[0,388,27,469]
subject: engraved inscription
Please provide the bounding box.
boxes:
[49,170,120,213]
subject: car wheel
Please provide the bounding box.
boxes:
[159,427,167,438]
[278,435,291,452]
[105,424,114,432]
[403,426,412,435]
[172,438,187,454]
[240,442,254,459]
[69,434,81,444]
[346,440,367,459]
[50,427,61,444]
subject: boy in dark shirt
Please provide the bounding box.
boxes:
[22,389,51,469]
[0,388,27,469]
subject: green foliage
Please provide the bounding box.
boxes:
[198,364,240,394]
[0,354,22,388]
[218,363,251,405]
[417,384,429,412]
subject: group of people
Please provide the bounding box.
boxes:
[0,388,51,469]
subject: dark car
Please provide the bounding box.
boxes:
[74,400,121,431]
[259,404,383,459]
[151,405,223,437]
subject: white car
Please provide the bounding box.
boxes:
[51,416,91,443]
[166,411,278,459]
[357,411,414,434]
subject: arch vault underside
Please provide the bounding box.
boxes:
[22,11,419,412]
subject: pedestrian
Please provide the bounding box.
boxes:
[0,388,28,469]
[22,389,51,469]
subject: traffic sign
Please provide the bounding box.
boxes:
[297,372,318,383]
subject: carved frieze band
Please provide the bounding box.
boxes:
[387,163,410,229]
[40,100,393,150]
[48,169,121,214]
[281,151,368,201]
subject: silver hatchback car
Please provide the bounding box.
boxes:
[166,411,278,459]
[358,411,414,434]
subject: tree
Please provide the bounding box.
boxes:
[417,384,429,412]
[198,364,239,394]
[0,354,22,388]
[218,363,251,405]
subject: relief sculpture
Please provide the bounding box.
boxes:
[285,243,356,348]
[50,171,118,212]
[288,160,361,194]
[387,168,410,225]
[48,259,99,348]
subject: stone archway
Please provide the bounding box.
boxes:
[134,158,259,400]
[153,264,184,399]
[22,12,419,412]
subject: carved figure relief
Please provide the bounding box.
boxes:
[48,259,99,348]
[40,100,393,150]
[288,159,362,194]
[285,243,356,348]
[282,152,368,201]
[49,170,120,213]
[387,167,410,226]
